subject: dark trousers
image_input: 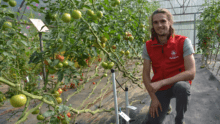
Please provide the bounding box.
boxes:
[146,81,191,124]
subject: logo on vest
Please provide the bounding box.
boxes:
[169,50,179,59]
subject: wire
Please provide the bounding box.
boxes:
[115,78,125,91]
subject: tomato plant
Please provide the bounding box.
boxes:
[197,0,220,67]
[0,0,160,123]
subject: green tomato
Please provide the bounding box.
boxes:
[120,50,125,54]
[96,11,103,18]
[56,97,62,104]
[103,73,108,77]
[57,63,63,68]
[37,114,45,120]
[51,14,58,21]
[87,9,94,16]
[111,2,117,7]
[71,10,82,19]
[58,38,63,43]
[101,62,108,69]
[62,13,71,23]
[54,91,61,97]
[108,62,114,69]
[125,50,130,55]
[115,0,120,5]
[32,109,40,114]
[3,21,12,30]
[128,36,134,41]
[62,60,68,67]
[3,96,6,100]
[100,36,107,43]
[10,94,27,108]
[9,0,17,7]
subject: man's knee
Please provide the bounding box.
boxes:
[145,112,164,124]
[173,81,191,96]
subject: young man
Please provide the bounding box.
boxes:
[142,8,196,124]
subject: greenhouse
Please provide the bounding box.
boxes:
[0,0,220,124]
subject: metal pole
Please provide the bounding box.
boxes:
[39,32,46,85]
[125,87,129,124]
[111,69,119,124]
[119,107,122,124]
[194,13,196,51]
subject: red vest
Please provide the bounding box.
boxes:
[146,34,192,91]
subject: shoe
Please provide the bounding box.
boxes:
[167,105,172,114]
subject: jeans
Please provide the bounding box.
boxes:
[146,81,191,124]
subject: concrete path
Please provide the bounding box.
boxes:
[162,54,220,124]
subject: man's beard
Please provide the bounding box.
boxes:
[157,33,167,36]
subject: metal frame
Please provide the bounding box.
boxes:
[153,0,208,52]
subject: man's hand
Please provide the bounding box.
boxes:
[150,80,164,93]
[150,98,163,118]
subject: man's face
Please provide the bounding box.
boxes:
[152,13,171,36]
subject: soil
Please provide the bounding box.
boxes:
[1,54,220,124]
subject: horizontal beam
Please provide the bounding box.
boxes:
[165,5,204,9]
[174,29,194,30]
[174,20,202,23]
[172,12,202,16]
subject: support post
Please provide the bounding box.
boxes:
[39,32,46,85]
[111,69,119,124]
[125,87,129,124]
[194,13,196,51]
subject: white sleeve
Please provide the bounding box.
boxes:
[142,43,151,60]
[183,38,195,57]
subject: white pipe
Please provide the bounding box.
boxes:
[111,69,119,124]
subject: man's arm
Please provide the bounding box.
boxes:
[162,54,196,86]
[142,59,157,100]
[143,59,163,118]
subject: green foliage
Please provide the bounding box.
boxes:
[197,0,220,54]
[0,0,160,123]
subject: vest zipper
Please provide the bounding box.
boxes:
[162,46,164,79]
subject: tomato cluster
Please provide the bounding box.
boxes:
[101,61,115,69]
[0,93,6,103]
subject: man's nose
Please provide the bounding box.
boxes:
[158,22,162,27]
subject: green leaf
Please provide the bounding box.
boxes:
[44,95,56,104]
[33,0,40,3]
[2,52,8,56]
[17,32,27,39]
[57,71,64,82]
[67,61,74,66]
[104,33,109,39]
[104,26,109,31]
[7,13,15,18]
[82,5,91,9]
[58,105,69,113]
[104,0,109,5]
[49,117,59,124]
[20,40,28,46]
[89,0,92,3]
[1,5,8,8]
[64,76,69,85]
[51,59,59,67]
[43,110,55,117]
[92,47,97,56]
